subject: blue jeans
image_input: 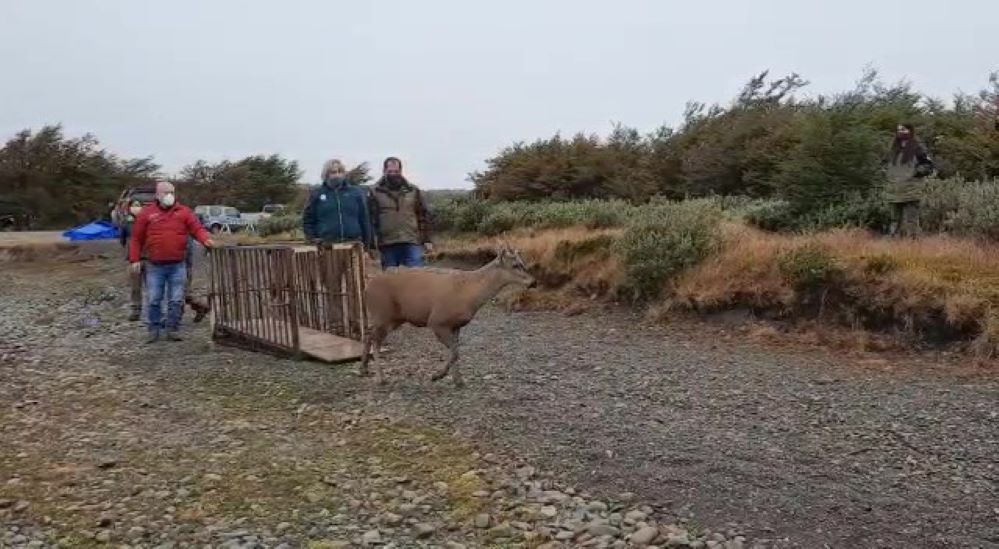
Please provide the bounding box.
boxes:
[380,243,424,269]
[146,261,187,332]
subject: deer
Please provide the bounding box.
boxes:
[360,244,536,387]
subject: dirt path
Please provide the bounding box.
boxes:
[366,309,998,548]
[2,247,997,548]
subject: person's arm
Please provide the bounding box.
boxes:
[119,221,128,248]
[128,213,147,263]
[367,189,380,248]
[914,142,935,176]
[356,189,373,249]
[414,188,433,244]
[302,190,318,242]
[183,208,213,246]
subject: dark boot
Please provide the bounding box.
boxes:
[165,330,183,342]
[146,331,160,344]
[187,297,210,323]
[128,308,141,322]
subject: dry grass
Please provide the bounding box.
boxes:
[674,223,999,350]
[439,223,999,356]
[0,231,64,245]
[0,241,83,263]
[435,227,624,303]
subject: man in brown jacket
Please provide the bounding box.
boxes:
[368,157,433,269]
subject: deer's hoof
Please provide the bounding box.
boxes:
[376,376,387,386]
[430,371,446,382]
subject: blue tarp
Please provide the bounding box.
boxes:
[62,220,120,241]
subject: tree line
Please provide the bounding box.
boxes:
[469,68,999,222]
[0,125,320,229]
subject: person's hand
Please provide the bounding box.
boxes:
[423,242,434,253]
[129,262,142,275]
[204,238,218,249]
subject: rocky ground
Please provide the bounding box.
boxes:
[1,242,997,548]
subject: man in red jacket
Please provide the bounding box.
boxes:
[129,181,216,342]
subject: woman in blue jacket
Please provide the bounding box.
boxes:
[302,158,373,248]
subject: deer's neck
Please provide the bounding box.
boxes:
[467,266,512,312]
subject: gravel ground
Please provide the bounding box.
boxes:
[2,242,997,548]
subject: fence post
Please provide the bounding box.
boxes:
[284,248,303,360]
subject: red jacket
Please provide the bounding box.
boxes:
[129,203,211,264]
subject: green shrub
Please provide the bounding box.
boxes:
[453,198,489,233]
[429,179,999,241]
[778,242,842,289]
[477,204,522,236]
[742,199,796,231]
[617,200,723,300]
[798,192,891,232]
[258,213,301,237]
[921,178,999,238]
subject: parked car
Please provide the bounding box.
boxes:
[194,205,250,233]
[262,203,286,215]
[241,203,287,226]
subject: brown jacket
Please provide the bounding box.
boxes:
[369,177,432,246]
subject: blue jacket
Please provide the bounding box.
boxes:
[302,179,373,246]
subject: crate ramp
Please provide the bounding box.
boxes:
[208,243,368,363]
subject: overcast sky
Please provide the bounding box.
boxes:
[2,0,996,189]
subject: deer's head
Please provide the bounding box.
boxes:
[493,244,536,288]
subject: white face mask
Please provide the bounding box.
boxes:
[158,193,176,207]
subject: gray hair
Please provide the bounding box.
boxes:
[321,158,346,181]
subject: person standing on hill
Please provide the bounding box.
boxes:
[129,181,216,342]
[302,158,374,249]
[884,123,935,237]
[369,157,433,269]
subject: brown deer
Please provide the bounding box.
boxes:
[360,245,536,387]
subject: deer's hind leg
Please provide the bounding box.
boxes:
[429,324,463,387]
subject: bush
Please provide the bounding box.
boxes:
[258,213,301,237]
[454,199,492,233]
[477,204,522,236]
[526,200,628,230]
[921,178,999,238]
[617,200,723,300]
[742,199,796,231]
[778,242,842,289]
[798,193,892,232]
